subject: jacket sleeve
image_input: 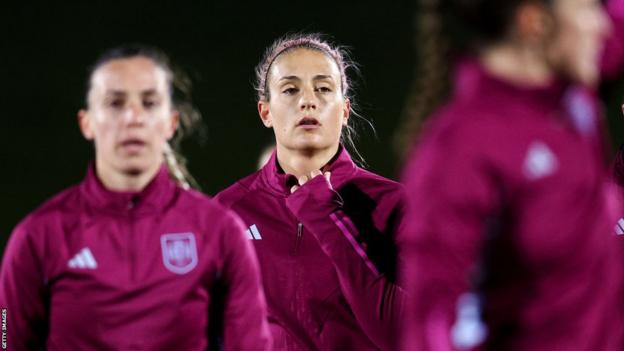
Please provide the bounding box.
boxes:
[0,221,48,351]
[219,211,272,351]
[601,0,624,78]
[285,176,407,351]
[398,134,501,351]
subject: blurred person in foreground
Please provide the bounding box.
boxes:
[398,0,624,349]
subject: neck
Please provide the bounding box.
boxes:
[95,159,162,192]
[276,143,340,178]
[479,42,554,87]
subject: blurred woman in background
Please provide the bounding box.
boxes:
[0,45,271,351]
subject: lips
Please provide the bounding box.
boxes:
[119,138,147,153]
[121,138,146,146]
[297,117,321,128]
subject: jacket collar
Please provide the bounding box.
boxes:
[260,145,358,196]
[80,163,178,216]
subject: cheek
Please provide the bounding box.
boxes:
[148,114,175,137]
[91,121,117,143]
[329,102,346,125]
[269,105,292,129]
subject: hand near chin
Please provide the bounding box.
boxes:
[290,171,332,193]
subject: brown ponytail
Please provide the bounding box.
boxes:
[394,0,451,160]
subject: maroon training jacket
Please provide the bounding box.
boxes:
[216,147,406,351]
[400,58,624,351]
[0,165,271,351]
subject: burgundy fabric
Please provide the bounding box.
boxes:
[216,147,406,350]
[0,165,271,351]
[400,50,624,350]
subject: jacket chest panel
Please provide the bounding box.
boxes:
[50,213,217,301]
[233,195,344,327]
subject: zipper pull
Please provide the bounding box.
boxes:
[291,223,304,255]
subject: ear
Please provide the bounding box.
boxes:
[78,109,94,140]
[258,100,273,128]
[165,110,180,140]
[515,2,552,43]
[342,98,351,126]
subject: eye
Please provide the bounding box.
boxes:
[143,98,159,109]
[107,99,125,109]
[315,86,332,93]
[282,87,299,95]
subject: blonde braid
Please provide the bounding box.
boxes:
[163,142,199,190]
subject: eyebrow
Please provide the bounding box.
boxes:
[278,75,335,82]
[104,89,159,97]
[104,90,126,97]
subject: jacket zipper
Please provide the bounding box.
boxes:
[291,222,304,255]
[128,198,137,282]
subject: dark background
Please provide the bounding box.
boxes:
[2,1,624,253]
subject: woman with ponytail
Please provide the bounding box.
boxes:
[400,0,624,350]
[0,45,271,351]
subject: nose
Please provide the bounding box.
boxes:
[122,101,145,125]
[300,86,317,110]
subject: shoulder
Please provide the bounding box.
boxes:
[16,184,82,234]
[429,103,509,143]
[214,171,263,209]
[175,187,236,221]
[408,99,535,176]
[176,188,247,233]
[6,184,82,255]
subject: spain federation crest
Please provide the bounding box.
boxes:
[160,233,198,274]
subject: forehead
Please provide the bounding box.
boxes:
[91,56,169,93]
[270,48,341,81]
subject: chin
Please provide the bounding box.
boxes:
[292,138,330,152]
[117,158,157,176]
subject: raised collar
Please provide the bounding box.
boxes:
[79,163,178,216]
[260,146,359,196]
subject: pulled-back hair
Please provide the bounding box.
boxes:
[254,33,374,166]
[86,44,203,189]
[395,0,550,158]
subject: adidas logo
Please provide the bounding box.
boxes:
[615,218,624,236]
[523,141,558,180]
[68,247,98,269]
[245,224,262,240]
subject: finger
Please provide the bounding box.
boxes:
[309,170,323,179]
[290,185,299,193]
[297,175,308,186]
